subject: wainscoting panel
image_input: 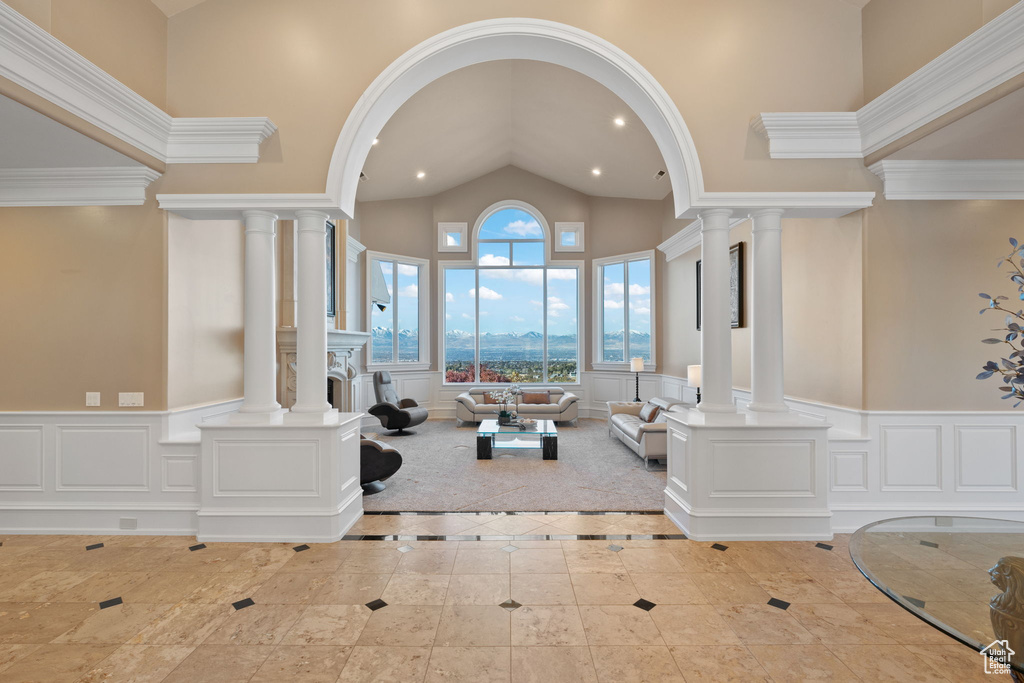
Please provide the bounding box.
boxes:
[55,425,150,492]
[880,425,942,492]
[0,426,44,491]
[954,425,1016,492]
[710,440,816,498]
[831,451,869,492]
[161,455,198,492]
[213,440,320,497]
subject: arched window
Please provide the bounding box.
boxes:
[442,203,580,384]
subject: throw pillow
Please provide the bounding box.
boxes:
[521,391,550,405]
[482,394,500,404]
[639,402,660,423]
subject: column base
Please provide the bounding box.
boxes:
[747,402,790,413]
[229,408,287,425]
[284,408,340,426]
[237,402,282,414]
[696,402,738,414]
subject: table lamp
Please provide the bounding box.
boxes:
[630,357,644,402]
[687,364,702,404]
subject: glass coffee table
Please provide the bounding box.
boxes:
[476,419,557,460]
[851,516,1024,677]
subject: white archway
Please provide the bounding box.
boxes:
[326,18,705,220]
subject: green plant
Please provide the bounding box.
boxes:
[977,238,1024,406]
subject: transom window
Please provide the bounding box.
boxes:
[443,205,581,384]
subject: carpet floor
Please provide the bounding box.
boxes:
[361,418,665,512]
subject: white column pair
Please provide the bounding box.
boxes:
[237,209,333,417]
[697,208,787,414]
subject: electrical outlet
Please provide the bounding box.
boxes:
[119,517,137,530]
[85,392,100,407]
[118,392,144,407]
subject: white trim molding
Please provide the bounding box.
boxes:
[683,192,874,219]
[156,193,346,220]
[869,159,1024,200]
[554,222,585,252]
[0,166,161,206]
[437,222,468,253]
[658,216,751,262]
[0,3,276,165]
[754,2,1024,159]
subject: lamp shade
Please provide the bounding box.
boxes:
[630,357,645,372]
[687,364,702,388]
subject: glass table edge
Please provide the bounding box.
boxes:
[476,419,557,436]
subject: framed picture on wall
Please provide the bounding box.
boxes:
[696,241,744,330]
[326,221,337,318]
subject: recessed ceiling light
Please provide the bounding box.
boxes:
[613,117,625,127]
[592,168,601,176]
[416,171,426,179]
[372,138,379,145]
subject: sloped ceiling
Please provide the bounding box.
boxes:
[149,0,207,18]
[357,60,671,202]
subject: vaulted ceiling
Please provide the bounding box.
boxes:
[356,60,671,203]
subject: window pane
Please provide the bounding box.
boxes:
[627,259,652,362]
[478,207,544,240]
[478,242,510,266]
[370,260,393,364]
[602,262,625,362]
[478,269,543,383]
[445,231,461,247]
[560,230,576,247]
[512,242,544,266]
[396,262,419,362]
[444,268,476,383]
[547,269,578,382]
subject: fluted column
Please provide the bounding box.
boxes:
[238,210,282,414]
[698,209,736,413]
[291,210,333,414]
[749,209,789,413]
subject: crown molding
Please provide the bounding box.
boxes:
[0,166,161,206]
[754,2,1024,160]
[869,159,1024,200]
[346,235,367,261]
[156,193,347,220]
[658,216,755,261]
[0,3,276,165]
[682,192,875,219]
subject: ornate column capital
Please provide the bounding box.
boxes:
[698,208,733,230]
[750,208,785,231]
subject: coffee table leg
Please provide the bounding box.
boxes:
[477,435,492,460]
[542,435,557,460]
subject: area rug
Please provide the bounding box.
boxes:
[361,418,665,511]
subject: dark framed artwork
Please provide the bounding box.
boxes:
[696,241,744,330]
[326,221,337,318]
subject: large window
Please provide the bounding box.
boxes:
[367,251,429,369]
[443,204,581,384]
[594,251,655,368]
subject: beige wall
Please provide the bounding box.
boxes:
[862,0,1017,102]
[0,200,167,411]
[166,215,244,409]
[863,197,1024,411]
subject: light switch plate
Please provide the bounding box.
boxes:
[118,392,144,407]
[85,392,100,407]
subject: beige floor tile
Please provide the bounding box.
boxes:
[316,573,391,605]
[747,644,859,681]
[563,549,625,574]
[601,517,683,536]
[454,548,511,574]
[278,548,349,574]
[339,549,403,574]
[690,572,772,605]
[446,574,510,605]
[922,601,995,644]
[76,644,195,683]
[382,573,450,605]
[164,547,245,573]
[905,643,1009,683]
[0,644,43,674]
[579,605,663,646]
[182,571,273,605]
[434,605,511,647]
[629,573,708,605]
[218,547,297,573]
[483,515,551,536]
[589,646,686,682]
[52,571,154,603]
[356,604,442,646]
[511,548,568,574]
[926,569,1002,602]
[0,602,97,644]
[204,604,306,646]
[122,571,211,603]
[806,570,890,603]
[671,545,746,573]
[616,549,683,573]
[511,573,576,605]
[669,645,772,682]
[427,646,511,682]
[511,646,597,683]
[250,645,352,683]
[726,544,803,574]
[129,602,233,646]
[413,515,486,536]
[0,570,39,595]
[788,602,896,644]
[848,602,956,645]
[338,646,431,682]
[161,644,274,683]
[543,516,616,535]
[570,573,640,605]
[281,605,371,646]
[0,569,95,601]
[716,604,817,645]
[748,571,844,604]
[649,604,742,646]
[53,603,171,644]
[0,643,117,683]
[827,644,952,682]
[877,569,974,602]
[348,515,425,535]
[251,572,332,604]
[395,548,458,574]
[511,606,588,646]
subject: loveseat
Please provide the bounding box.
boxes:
[455,387,579,424]
[607,397,688,468]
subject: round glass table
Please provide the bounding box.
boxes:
[851,516,1024,677]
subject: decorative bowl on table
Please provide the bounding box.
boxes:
[517,418,536,430]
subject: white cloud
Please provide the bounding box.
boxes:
[445,292,455,303]
[604,299,624,309]
[503,219,542,237]
[469,286,502,300]
[548,296,570,311]
[482,268,576,287]
[461,313,473,319]
[446,313,452,320]
[530,300,543,307]
[629,283,650,296]
[478,254,510,267]
[605,282,624,297]
[398,284,418,297]
[397,263,418,276]
[510,316,525,322]
[632,307,651,315]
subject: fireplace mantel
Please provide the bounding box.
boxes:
[277,327,370,410]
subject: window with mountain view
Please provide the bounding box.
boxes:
[443,206,580,384]
[369,252,428,367]
[595,251,654,366]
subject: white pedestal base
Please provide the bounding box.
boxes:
[663,410,833,541]
[197,412,363,542]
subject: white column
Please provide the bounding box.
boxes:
[749,209,789,413]
[698,209,736,413]
[291,210,333,414]
[238,210,282,414]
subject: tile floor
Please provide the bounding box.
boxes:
[0,513,1008,682]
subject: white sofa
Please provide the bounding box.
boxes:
[455,387,580,424]
[607,397,688,468]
